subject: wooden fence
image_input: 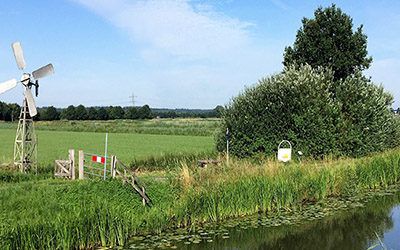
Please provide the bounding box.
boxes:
[55,149,151,206]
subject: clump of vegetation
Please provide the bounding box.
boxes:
[217,5,400,158]
[217,65,400,158]
[130,151,217,171]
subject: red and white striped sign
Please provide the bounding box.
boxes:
[92,155,105,164]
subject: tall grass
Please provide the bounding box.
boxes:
[130,151,217,171]
[0,118,221,136]
[172,149,400,225]
[0,149,400,248]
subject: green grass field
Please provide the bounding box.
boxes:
[0,129,214,168]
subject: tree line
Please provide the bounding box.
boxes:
[0,101,223,121]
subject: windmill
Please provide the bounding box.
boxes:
[0,41,54,172]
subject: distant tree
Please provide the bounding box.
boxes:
[0,102,9,121]
[166,111,177,119]
[138,105,152,119]
[75,105,88,120]
[125,107,139,119]
[283,4,372,80]
[107,106,125,120]
[40,106,60,121]
[61,105,76,120]
[97,107,109,120]
[214,105,224,118]
[87,107,99,120]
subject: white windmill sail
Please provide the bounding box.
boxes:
[24,89,37,117]
[32,64,54,79]
[0,79,17,94]
[12,42,26,70]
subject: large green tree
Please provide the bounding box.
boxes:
[283,4,372,80]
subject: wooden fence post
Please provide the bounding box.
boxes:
[69,149,75,180]
[142,187,146,206]
[111,155,116,178]
[79,150,84,180]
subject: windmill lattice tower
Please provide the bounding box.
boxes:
[0,42,54,172]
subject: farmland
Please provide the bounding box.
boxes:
[0,119,217,170]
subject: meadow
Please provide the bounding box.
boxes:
[0,129,213,168]
[0,119,216,170]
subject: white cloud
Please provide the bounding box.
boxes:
[74,0,252,60]
[68,0,283,108]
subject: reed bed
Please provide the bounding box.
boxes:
[0,149,400,249]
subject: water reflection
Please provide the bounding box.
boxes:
[128,192,400,249]
[177,193,400,250]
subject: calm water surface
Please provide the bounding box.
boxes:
[129,191,400,250]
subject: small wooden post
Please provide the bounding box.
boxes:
[79,150,84,180]
[69,149,75,180]
[111,155,117,178]
[142,187,146,206]
[226,128,230,165]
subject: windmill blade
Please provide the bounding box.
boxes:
[32,64,54,80]
[24,89,37,117]
[12,42,26,70]
[0,79,17,94]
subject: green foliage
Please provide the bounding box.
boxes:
[60,105,76,120]
[75,104,88,120]
[87,107,99,120]
[283,4,372,80]
[0,102,20,121]
[107,106,125,120]
[39,106,60,120]
[137,104,152,119]
[217,65,400,158]
[125,107,139,119]
[97,107,109,120]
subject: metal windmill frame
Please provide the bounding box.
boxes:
[0,41,54,172]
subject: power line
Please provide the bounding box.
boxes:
[129,92,137,107]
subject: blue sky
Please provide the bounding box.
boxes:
[0,0,399,108]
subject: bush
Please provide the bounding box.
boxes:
[217,65,400,158]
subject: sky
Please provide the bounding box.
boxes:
[0,0,399,109]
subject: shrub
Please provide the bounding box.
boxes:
[216,65,400,158]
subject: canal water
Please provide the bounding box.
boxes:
[128,191,400,249]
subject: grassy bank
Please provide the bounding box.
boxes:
[0,118,220,136]
[0,149,400,248]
